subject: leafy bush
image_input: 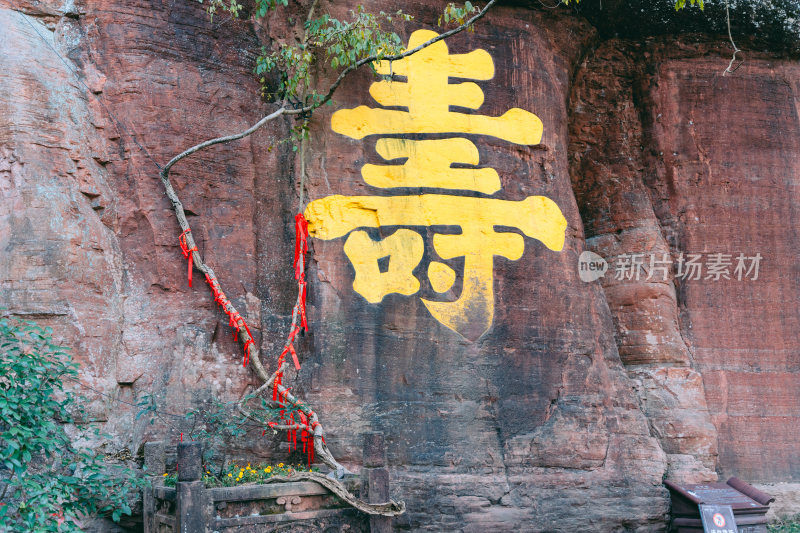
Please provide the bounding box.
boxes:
[0,315,145,532]
[137,390,308,480]
[770,514,800,533]
[162,461,318,488]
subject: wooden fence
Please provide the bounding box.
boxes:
[143,433,393,532]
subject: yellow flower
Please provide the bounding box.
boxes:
[263,468,268,473]
[278,463,284,468]
[266,466,272,473]
[228,473,233,478]
[163,473,168,477]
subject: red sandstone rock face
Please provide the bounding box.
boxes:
[569,42,719,484]
[570,37,800,486]
[300,4,668,529]
[639,48,800,483]
[1,0,798,530]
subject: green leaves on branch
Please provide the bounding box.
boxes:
[439,2,479,27]
[135,391,308,481]
[199,1,413,105]
[198,0,289,20]
[673,0,705,10]
[199,1,488,106]
[0,315,144,532]
[562,0,704,9]
[256,6,413,105]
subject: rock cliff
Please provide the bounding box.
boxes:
[1,0,798,530]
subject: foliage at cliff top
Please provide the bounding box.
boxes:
[200,0,481,106]
[567,0,800,52]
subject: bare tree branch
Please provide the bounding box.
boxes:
[723,0,742,76]
[156,0,498,514]
[261,471,405,516]
[161,0,497,173]
[162,106,287,176]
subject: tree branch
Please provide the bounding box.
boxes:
[286,0,498,115]
[723,0,742,76]
[162,106,287,177]
[261,471,405,516]
[156,0,498,512]
[160,0,497,169]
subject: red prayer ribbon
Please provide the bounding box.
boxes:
[242,339,253,368]
[288,344,301,371]
[202,271,255,368]
[298,281,308,331]
[178,229,198,287]
[294,213,308,281]
[294,214,309,334]
[177,215,318,460]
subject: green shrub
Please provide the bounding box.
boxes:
[0,315,145,532]
[162,461,319,488]
[770,514,800,533]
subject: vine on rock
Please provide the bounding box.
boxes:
[157,0,497,515]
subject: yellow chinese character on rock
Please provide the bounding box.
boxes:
[331,29,542,145]
[363,138,501,194]
[307,195,566,340]
[305,29,567,341]
[343,229,424,303]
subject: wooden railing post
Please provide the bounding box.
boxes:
[142,441,165,533]
[363,432,391,533]
[176,442,207,532]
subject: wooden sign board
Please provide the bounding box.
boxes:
[699,504,739,533]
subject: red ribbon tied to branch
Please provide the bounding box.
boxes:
[178,229,199,287]
[298,280,308,331]
[294,214,309,334]
[294,213,308,280]
[176,216,318,461]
